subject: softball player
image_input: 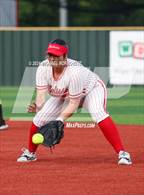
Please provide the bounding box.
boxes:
[17,39,132,165]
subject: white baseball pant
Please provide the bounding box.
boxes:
[33,80,109,127]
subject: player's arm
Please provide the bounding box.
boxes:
[58,67,86,121]
[58,98,81,121]
[28,63,48,113]
[35,88,47,112]
[27,88,47,113]
[58,68,85,121]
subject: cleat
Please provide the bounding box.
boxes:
[118,151,132,165]
[17,148,37,162]
[0,124,8,130]
[0,120,8,130]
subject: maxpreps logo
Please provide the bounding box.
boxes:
[119,41,144,59]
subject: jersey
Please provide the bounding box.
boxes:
[36,58,100,99]
[34,58,109,126]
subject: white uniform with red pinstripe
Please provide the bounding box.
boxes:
[33,58,109,127]
[17,39,132,165]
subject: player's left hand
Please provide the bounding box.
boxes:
[38,120,64,147]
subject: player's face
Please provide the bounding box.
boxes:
[48,54,67,67]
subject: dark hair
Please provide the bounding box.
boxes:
[50,39,68,48]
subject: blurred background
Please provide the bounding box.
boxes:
[0,0,144,124]
[0,0,144,26]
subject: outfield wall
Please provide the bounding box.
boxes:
[0,27,109,86]
[0,27,144,86]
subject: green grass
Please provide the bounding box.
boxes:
[0,86,144,125]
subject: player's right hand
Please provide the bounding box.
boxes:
[27,102,37,113]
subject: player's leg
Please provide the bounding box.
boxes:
[17,97,65,162]
[28,97,65,152]
[83,80,132,165]
[0,103,8,130]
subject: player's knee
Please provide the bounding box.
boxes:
[33,112,56,127]
[33,113,46,127]
[91,110,109,123]
[33,117,42,127]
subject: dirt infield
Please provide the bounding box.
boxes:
[0,121,144,195]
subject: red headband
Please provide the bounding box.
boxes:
[46,43,68,56]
